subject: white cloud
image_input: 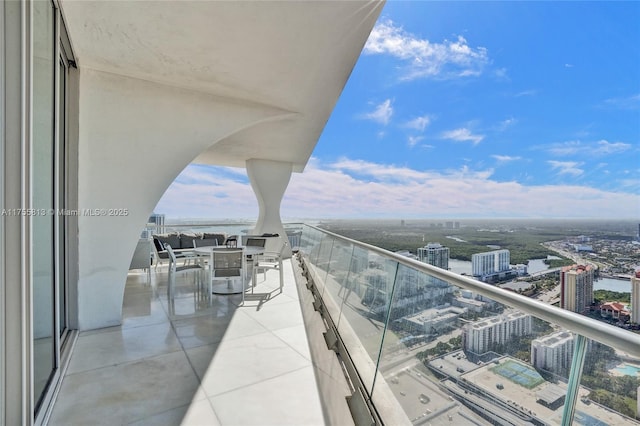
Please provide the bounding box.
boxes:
[592,140,632,155]
[545,140,632,156]
[154,165,257,219]
[514,89,537,97]
[155,160,640,220]
[547,160,584,177]
[364,19,489,80]
[361,99,393,125]
[494,68,509,80]
[405,115,432,132]
[495,118,516,131]
[407,136,424,147]
[492,155,522,163]
[284,159,638,219]
[441,128,484,145]
[603,93,640,110]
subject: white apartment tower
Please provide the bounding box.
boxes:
[560,265,594,314]
[531,331,574,376]
[472,249,510,277]
[631,270,640,324]
[463,311,532,354]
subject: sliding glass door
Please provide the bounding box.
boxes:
[32,0,72,415]
[32,0,56,411]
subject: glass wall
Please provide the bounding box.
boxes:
[31,0,73,416]
[298,224,640,425]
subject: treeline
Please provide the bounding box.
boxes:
[321,224,572,265]
[593,290,631,304]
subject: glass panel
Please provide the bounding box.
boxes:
[32,0,56,411]
[302,227,640,425]
[371,263,579,425]
[335,248,398,393]
[320,239,354,323]
[312,235,334,296]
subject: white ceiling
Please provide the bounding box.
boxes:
[60,0,383,171]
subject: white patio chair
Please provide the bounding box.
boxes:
[254,240,288,291]
[165,244,203,299]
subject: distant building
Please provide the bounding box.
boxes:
[632,270,640,324]
[560,264,594,314]
[453,296,487,313]
[403,305,466,334]
[531,331,574,377]
[463,311,532,354]
[600,302,629,320]
[418,243,449,269]
[472,249,510,277]
[417,243,450,287]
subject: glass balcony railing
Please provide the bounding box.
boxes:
[297,223,640,425]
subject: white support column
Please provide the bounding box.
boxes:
[246,159,293,258]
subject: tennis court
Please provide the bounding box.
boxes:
[490,359,545,389]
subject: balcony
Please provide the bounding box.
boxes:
[47,224,640,425]
[47,243,329,424]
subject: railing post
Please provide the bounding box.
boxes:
[561,334,588,426]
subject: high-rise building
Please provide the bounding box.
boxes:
[471,249,510,277]
[531,331,574,377]
[560,264,594,314]
[463,311,532,354]
[417,243,449,270]
[417,243,450,287]
[631,270,640,324]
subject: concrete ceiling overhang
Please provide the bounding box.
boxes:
[60,0,384,172]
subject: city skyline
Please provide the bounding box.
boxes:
[156,2,640,220]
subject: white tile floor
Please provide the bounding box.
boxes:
[48,260,325,425]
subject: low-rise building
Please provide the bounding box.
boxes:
[403,305,466,334]
[463,311,532,354]
[600,302,629,320]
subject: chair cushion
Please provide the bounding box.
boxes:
[202,233,227,245]
[154,233,180,251]
[179,232,198,249]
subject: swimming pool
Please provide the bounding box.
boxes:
[614,364,640,376]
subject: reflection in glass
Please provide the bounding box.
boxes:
[32,0,56,411]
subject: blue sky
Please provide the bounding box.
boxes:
[156,1,640,220]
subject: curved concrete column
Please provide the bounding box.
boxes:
[76,69,293,330]
[246,159,293,258]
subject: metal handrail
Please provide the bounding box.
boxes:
[305,223,640,357]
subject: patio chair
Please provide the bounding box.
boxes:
[129,238,152,282]
[210,248,246,303]
[194,238,219,248]
[254,240,288,291]
[165,244,203,299]
[153,237,192,270]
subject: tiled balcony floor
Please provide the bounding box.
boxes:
[48,260,325,425]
